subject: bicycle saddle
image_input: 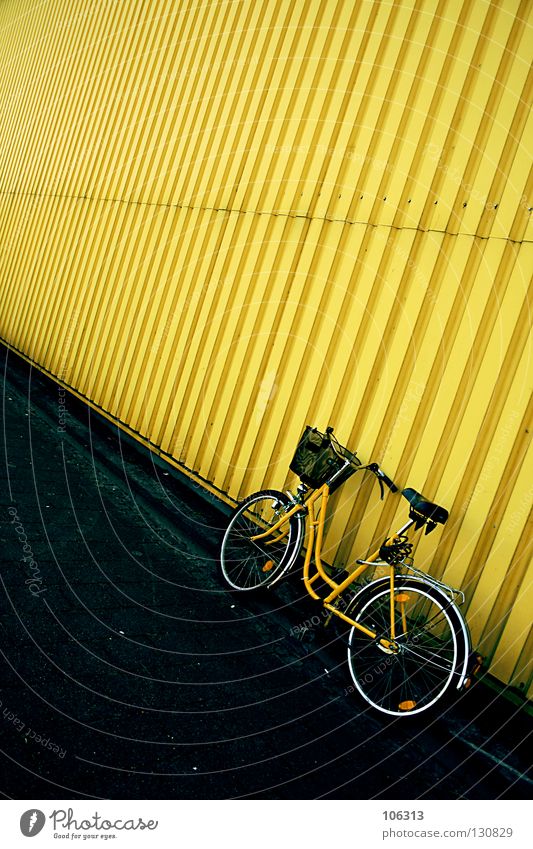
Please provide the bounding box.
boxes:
[401,488,448,524]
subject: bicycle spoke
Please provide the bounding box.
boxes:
[221,491,302,591]
[347,581,465,716]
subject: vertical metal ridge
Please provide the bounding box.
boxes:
[480,503,532,685]
[451,285,532,600]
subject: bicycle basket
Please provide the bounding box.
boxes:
[290,426,345,488]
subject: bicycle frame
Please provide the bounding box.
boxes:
[252,469,415,651]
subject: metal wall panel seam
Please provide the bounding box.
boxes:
[114,8,178,205]
[15,197,69,361]
[131,3,193,205]
[56,0,127,200]
[288,0,363,218]
[235,0,327,216]
[241,221,360,491]
[91,3,157,202]
[101,207,174,415]
[172,213,256,468]
[42,197,109,381]
[200,213,280,482]
[0,0,51,190]
[361,1,437,229]
[172,0,250,210]
[207,217,326,483]
[261,0,336,217]
[145,206,217,444]
[214,3,308,211]
[478,505,532,684]
[161,0,223,208]
[353,1,424,227]
[17,0,82,196]
[148,0,215,208]
[137,206,203,440]
[385,0,452,232]
[457,303,532,607]
[428,0,502,235]
[154,208,237,457]
[0,195,34,333]
[100,9,163,203]
[369,235,484,571]
[330,229,451,567]
[511,611,533,694]
[87,2,153,201]
[105,2,175,203]
[38,193,96,374]
[143,5,219,207]
[169,211,282,466]
[146,206,222,447]
[191,0,270,212]
[416,0,497,233]
[0,192,32,329]
[456,1,527,238]
[507,130,533,244]
[217,216,313,494]
[83,205,153,411]
[123,209,195,432]
[428,241,525,580]
[295,0,367,220]
[389,0,474,234]
[0,195,44,348]
[198,0,288,211]
[65,200,130,394]
[478,64,532,241]
[134,3,194,204]
[339,1,417,224]
[18,1,85,197]
[116,205,179,426]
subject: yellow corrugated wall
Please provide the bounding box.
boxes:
[0,0,531,695]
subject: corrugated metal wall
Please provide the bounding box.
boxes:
[0,0,531,695]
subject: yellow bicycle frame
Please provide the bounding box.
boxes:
[252,483,408,651]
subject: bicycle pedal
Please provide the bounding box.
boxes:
[462,653,484,689]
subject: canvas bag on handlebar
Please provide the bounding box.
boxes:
[290,426,345,489]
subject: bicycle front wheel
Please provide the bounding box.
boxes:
[220,490,304,591]
[346,578,469,717]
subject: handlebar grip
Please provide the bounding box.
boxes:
[368,462,398,493]
[380,471,398,493]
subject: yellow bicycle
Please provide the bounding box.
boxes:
[220,426,478,717]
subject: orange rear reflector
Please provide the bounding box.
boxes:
[262,560,274,572]
[398,700,416,711]
[395,593,410,603]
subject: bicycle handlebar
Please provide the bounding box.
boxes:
[367,462,399,493]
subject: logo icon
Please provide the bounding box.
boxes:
[20,810,46,837]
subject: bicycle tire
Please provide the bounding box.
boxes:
[220,490,304,591]
[345,577,469,717]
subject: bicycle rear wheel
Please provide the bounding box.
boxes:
[346,577,469,716]
[220,490,304,591]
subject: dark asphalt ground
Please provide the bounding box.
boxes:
[0,344,531,800]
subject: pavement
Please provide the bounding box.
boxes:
[0,343,531,800]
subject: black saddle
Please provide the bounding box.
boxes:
[402,488,448,525]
